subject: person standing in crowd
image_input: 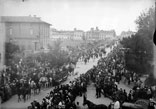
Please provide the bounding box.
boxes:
[128,90,133,102]
[41,98,48,109]
[108,102,113,109]
[148,98,156,109]
[83,92,87,106]
[33,100,41,109]
[95,82,99,98]
[147,88,152,99]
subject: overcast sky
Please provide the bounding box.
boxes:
[0,0,154,35]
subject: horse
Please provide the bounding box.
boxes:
[30,81,38,95]
[25,86,31,100]
[83,95,107,109]
[17,86,23,102]
[39,77,48,88]
[30,81,41,95]
[36,82,41,94]
[17,86,27,102]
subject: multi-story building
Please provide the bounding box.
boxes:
[86,27,99,40]
[50,28,73,40]
[120,30,136,38]
[0,16,51,53]
[85,27,116,40]
[0,17,6,70]
[50,28,84,41]
[50,27,116,41]
[73,28,84,40]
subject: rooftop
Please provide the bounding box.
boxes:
[120,30,136,35]
[0,16,51,25]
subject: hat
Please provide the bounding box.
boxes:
[149,98,154,102]
[34,99,37,101]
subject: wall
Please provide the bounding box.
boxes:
[154,45,156,78]
[5,22,50,51]
[6,22,39,39]
[39,24,50,49]
[0,20,6,71]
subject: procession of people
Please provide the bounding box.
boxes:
[0,43,156,109]
[27,44,156,109]
[0,44,103,104]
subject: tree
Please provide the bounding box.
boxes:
[120,7,155,75]
[135,7,155,39]
[5,42,20,66]
[37,39,71,68]
[53,39,62,53]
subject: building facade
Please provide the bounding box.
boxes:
[50,27,116,41]
[85,27,116,40]
[0,16,51,53]
[73,28,84,40]
[120,30,136,38]
[50,30,74,41]
[50,28,84,41]
[0,17,6,70]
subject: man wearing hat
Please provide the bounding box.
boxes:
[33,99,41,109]
[148,98,156,109]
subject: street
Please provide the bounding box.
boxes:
[0,1,155,109]
[0,58,100,109]
[0,47,131,109]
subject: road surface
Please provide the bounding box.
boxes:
[0,46,131,109]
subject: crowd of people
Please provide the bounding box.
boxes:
[0,47,82,103]
[1,41,156,109]
[28,72,90,109]
[28,43,156,109]
[0,62,70,103]
[0,43,103,104]
[94,46,156,105]
[27,46,106,109]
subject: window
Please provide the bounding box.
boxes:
[30,28,33,35]
[9,28,12,35]
[28,44,32,50]
[0,53,1,63]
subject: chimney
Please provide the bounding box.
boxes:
[96,27,99,31]
[74,28,77,31]
[91,28,94,31]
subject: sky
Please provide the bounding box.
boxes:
[0,0,154,35]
